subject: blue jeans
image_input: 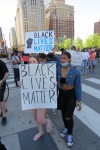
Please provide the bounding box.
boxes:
[81,60,88,73]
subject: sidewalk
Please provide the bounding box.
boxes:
[0,87,69,150]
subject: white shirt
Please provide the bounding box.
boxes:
[82,52,90,60]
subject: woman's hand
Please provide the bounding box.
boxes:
[76,101,82,111]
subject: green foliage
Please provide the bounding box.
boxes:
[73,37,83,50]
[58,41,64,48]
[97,38,100,48]
[63,39,72,49]
[84,34,100,48]
[56,33,100,50]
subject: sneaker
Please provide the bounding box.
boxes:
[1,117,7,125]
[67,134,73,147]
[60,128,68,138]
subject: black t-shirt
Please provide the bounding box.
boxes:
[0,60,9,80]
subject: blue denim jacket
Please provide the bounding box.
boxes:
[57,65,82,102]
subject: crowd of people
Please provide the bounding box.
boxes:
[81,48,97,74]
[0,46,100,148]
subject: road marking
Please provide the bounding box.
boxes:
[86,78,100,85]
[82,84,100,99]
[8,83,16,88]
[8,75,14,78]
[74,104,100,137]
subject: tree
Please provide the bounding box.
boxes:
[58,41,64,49]
[84,34,100,48]
[63,38,72,49]
[73,37,83,50]
[97,38,100,48]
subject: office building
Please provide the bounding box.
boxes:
[15,0,45,50]
[94,21,100,35]
[45,0,74,41]
[9,27,17,49]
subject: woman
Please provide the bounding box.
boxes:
[57,51,82,147]
[18,55,51,141]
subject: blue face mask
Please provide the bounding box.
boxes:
[60,62,69,67]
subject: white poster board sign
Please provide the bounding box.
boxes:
[19,63,57,110]
[25,30,54,54]
[67,50,83,66]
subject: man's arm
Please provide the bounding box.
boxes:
[0,72,9,88]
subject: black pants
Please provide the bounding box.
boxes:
[13,68,20,86]
[57,89,76,134]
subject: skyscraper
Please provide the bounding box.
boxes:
[45,0,74,40]
[94,21,100,35]
[0,27,3,50]
[0,27,2,43]
[9,27,17,49]
[15,0,45,50]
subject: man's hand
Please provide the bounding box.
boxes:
[3,73,9,81]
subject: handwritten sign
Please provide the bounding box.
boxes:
[25,30,54,54]
[67,50,83,66]
[19,63,57,110]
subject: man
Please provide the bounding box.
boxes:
[12,50,21,86]
[0,59,9,125]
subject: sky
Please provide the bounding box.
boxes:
[0,0,100,47]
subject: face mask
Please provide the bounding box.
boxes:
[60,62,69,67]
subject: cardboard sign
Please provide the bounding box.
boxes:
[25,30,54,54]
[67,50,83,66]
[19,63,57,110]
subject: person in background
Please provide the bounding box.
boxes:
[60,48,66,54]
[71,46,77,68]
[38,53,47,63]
[81,48,90,74]
[0,60,9,125]
[12,50,21,87]
[18,55,52,141]
[88,48,96,73]
[71,45,76,51]
[57,51,82,147]
[22,53,29,64]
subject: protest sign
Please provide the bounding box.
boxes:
[25,30,54,54]
[19,63,57,110]
[67,50,83,66]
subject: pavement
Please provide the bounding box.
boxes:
[0,58,69,150]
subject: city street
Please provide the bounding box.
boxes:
[0,58,100,150]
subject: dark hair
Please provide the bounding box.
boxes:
[46,53,55,62]
[13,50,18,54]
[39,53,46,59]
[61,51,71,59]
[71,46,76,50]
[60,48,65,53]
